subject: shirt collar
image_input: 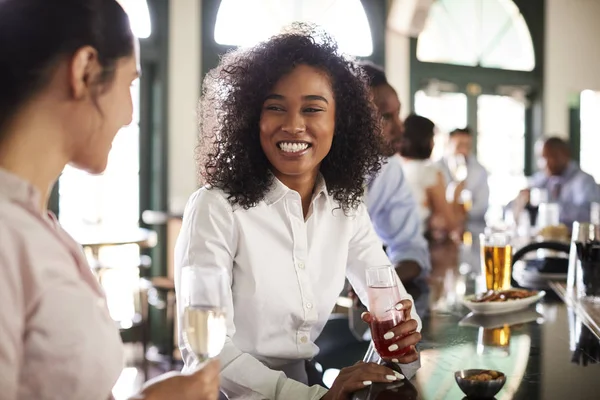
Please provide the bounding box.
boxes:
[547,161,578,183]
[0,167,42,209]
[562,161,578,180]
[264,173,329,205]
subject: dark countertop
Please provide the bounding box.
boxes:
[354,224,600,400]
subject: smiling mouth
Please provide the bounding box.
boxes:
[277,141,312,153]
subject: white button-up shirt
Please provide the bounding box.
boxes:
[175,177,421,400]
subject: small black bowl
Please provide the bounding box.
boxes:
[455,369,506,399]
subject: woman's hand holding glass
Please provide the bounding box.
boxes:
[361,300,421,364]
[363,266,421,364]
[321,361,405,400]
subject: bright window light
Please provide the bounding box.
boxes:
[118,0,152,39]
[214,0,373,57]
[416,0,535,71]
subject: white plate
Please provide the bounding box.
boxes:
[462,290,546,315]
[459,308,544,329]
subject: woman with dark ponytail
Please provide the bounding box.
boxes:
[0,1,218,399]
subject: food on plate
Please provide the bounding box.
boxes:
[538,224,570,242]
[471,289,537,303]
[464,370,503,381]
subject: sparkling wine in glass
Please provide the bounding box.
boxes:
[180,265,228,365]
[366,265,410,358]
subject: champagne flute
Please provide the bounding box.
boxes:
[180,265,228,366]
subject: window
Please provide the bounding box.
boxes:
[59,2,151,232]
[117,0,152,39]
[580,90,600,183]
[58,4,151,326]
[59,83,141,233]
[414,90,468,162]
[477,94,527,207]
[213,0,373,57]
[416,0,535,71]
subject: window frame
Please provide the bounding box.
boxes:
[200,0,387,78]
[409,0,544,176]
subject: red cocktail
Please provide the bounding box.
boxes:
[366,266,410,358]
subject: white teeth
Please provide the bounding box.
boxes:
[278,142,309,153]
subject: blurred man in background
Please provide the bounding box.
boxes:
[360,62,431,282]
[437,127,489,222]
[513,137,600,227]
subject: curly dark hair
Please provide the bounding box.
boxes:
[197,24,384,213]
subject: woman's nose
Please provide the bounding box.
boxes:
[282,112,306,134]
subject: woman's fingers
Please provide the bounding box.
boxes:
[340,365,405,394]
[385,346,419,364]
[394,299,414,320]
[361,311,373,323]
[386,318,418,338]
[387,331,422,352]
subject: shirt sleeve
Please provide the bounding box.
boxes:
[174,189,328,400]
[559,173,600,226]
[467,162,490,220]
[366,158,431,275]
[345,203,422,332]
[0,223,24,400]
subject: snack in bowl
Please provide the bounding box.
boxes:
[538,224,570,242]
[471,289,537,303]
[464,370,503,381]
[455,369,506,398]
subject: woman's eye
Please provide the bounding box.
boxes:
[265,105,284,111]
[304,107,323,113]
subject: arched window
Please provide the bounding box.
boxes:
[213,0,373,57]
[417,0,534,71]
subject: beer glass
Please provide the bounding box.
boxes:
[477,325,511,357]
[480,231,512,290]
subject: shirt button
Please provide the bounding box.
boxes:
[306,302,313,309]
[297,262,305,269]
[300,336,308,344]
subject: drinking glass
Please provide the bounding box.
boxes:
[480,231,512,290]
[477,325,511,357]
[460,189,473,213]
[536,202,560,229]
[449,154,468,182]
[568,223,600,300]
[530,188,548,207]
[365,265,409,358]
[591,202,600,225]
[180,265,228,366]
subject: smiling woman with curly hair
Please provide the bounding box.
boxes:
[175,24,422,400]
[198,26,382,212]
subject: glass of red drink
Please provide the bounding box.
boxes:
[366,265,410,358]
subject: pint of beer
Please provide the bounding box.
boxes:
[480,232,512,290]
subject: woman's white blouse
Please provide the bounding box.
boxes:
[174,177,421,400]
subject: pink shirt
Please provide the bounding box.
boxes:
[0,168,123,400]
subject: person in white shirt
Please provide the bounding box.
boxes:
[175,25,422,400]
[398,115,464,236]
